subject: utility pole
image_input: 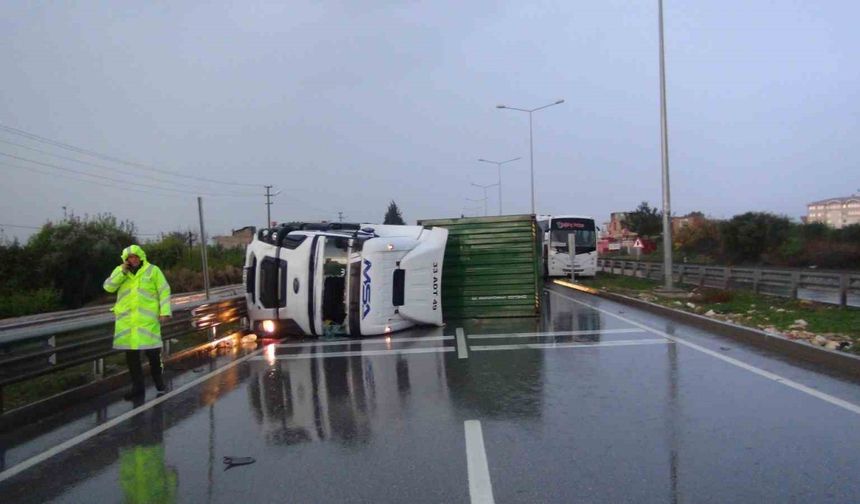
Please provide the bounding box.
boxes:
[265,185,273,228]
[338,211,344,223]
[264,185,281,228]
[187,231,195,261]
[197,197,211,300]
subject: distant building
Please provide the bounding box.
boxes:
[606,212,634,239]
[671,212,706,234]
[600,212,641,254]
[807,196,860,229]
[213,226,256,249]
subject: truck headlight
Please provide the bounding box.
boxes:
[262,320,277,334]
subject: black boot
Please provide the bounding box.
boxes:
[146,349,167,394]
[125,351,146,400]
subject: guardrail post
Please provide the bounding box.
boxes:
[753,269,761,293]
[92,358,104,380]
[724,267,731,289]
[678,264,685,285]
[790,272,801,299]
[47,336,57,366]
[840,274,849,307]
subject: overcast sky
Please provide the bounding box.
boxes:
[1,1,858,242]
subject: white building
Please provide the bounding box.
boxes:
[807,196,860,229]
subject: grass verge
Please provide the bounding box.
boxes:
[575,273,860,352]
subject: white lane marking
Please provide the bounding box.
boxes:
[253,346,454,360]
[471,339,671,352]
[464,420,495,504]
[0,346,265,483]
[456,328,468,359]
[276,335,453,348]
[467,328,645,340]
[548,288,860,417]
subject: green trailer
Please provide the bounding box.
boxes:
[417,214,543,319]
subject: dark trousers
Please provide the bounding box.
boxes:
[125,349,165,392]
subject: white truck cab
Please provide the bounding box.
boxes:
[244,223,447,337]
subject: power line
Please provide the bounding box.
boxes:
[0,123,263,188]
[0,152,260,197]
[1,161,185,197]
[0,138,259,194]
[0,223,41,229]
[0,222,159,236]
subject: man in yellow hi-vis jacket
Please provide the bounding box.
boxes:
[103,245,172,400]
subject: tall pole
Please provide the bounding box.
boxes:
[478,157,520,215]
[471,182,498,217]
[264,185,273,228]
[497,101,563,215]
[528,112,535,214]
[658,0,674,290]
[197,196,211,300]
[498,165,503,215]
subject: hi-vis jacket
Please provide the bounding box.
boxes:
[103,245,172,350]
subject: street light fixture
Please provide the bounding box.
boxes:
[496,100,564,215]
[471,182,499,216]
[478,157,521,215]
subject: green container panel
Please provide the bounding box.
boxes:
[417,214,542,319]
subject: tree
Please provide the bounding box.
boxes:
[27,214,137,308]
[719,212,791,264]
[384,200,405,225]
[622,201,662,237]
[675,218,721,256]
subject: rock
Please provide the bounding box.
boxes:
[746,309,756,314]
[673,301,682,306]
[775,308,786,313]
[686,302,696,309]
[812,336,828,347]
[789,319,809,329]
[763,326,780,335]
[694,306,705,313]
[825,341,841,350]
[705,310,716,317]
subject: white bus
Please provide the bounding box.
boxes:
[537,215,598,278]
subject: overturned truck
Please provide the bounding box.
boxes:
[244,222,448,337]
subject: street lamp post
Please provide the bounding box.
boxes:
[471,182,498,216]
[496,100,564,214]
[657,0,675,291]
[465,198,485,217]
[478,157,521,215]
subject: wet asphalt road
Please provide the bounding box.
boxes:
[3,285,860,503]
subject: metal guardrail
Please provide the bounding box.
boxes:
[0,295,247,413]
[597,259,859,307]
[0,284,243,332]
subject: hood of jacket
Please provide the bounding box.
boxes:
[121,244,148,263]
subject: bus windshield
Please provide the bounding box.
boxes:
[550,218,596,251]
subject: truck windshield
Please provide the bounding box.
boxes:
[321,237,349,330]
